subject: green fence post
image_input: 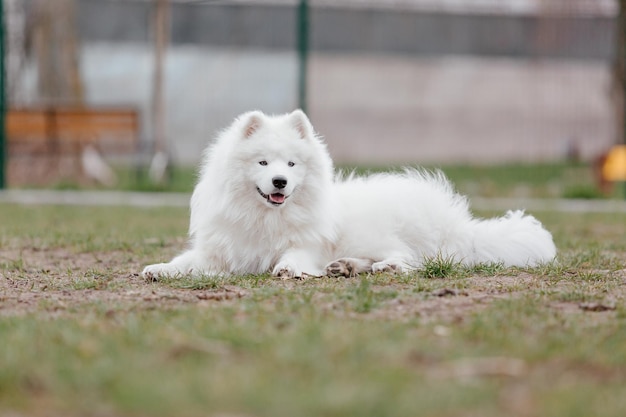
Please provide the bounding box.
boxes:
[297,0,309,113]
[0,0,5,189]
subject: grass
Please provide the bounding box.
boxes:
[340,161,616,199]
[420,253,461,278]
[24,161,622,199]
[0,203,625,417]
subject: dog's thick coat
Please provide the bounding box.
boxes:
[142,110,556,279]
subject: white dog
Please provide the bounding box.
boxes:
[142,110,556,279]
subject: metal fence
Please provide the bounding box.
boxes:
[4,0,620,170]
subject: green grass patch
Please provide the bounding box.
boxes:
[420,253,460,278]
[15,161,623,199]
[0,204,625,417]
[343,162,614,199]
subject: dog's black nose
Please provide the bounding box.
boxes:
[272,176,288,189]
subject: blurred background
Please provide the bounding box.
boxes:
[2,0,625,198]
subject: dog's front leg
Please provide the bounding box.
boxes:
[142,249,220,280]
[272,248,322,279]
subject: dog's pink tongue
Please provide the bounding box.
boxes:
[270,193,285,204]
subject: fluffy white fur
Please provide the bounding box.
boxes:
[142,110,556,280]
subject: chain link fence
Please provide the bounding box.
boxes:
[4,0,620,171]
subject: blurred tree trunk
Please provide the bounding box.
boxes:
[5,0,27,103]
[32,0,83,104]
[152,0,170,155]
[615,0,626,146]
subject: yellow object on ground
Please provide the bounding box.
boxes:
[602,145,626,181]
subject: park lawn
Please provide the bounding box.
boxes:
[43,161,608,199]
[0,204,625,417]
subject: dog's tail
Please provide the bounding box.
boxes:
[465,210,556,267]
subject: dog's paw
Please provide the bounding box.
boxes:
[325,259,356,278]
[272,262,301,280]
[372,261,402,274]
[142,263,184,281]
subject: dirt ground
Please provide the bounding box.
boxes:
[2,245,624,323]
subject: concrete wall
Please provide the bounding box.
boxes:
[77,0,615,61]
[13,1,614,165]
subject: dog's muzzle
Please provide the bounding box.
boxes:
[257,187,287,206]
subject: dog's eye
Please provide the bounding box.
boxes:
[288,161,295,167]
[259,161,268,166]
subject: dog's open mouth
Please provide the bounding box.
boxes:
[257,187,287,206]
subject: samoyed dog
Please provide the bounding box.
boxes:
[142,110,556,279]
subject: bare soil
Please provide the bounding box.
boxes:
[2,247,624,322]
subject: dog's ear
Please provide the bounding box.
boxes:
[289,109,314,140]
[240,111,264,139]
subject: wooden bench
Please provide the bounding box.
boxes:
[6,106,142,186]
[7,106,140,156]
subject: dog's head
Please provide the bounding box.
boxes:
[233,110,321,208]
